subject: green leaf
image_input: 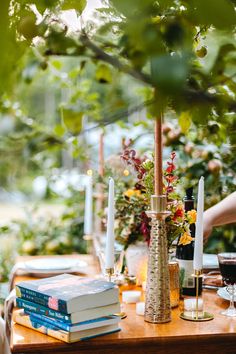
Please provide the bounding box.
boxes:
[111,0,153,16]
[61,108,83,134]
[189,0,236,29]
[51,60,62,70]
[179,111,192,133]
[95,64,112,84]
[54,124,66,137]
[151,54,189,94]
[61,0,87,14]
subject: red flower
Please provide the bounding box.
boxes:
[173,205,184,221]
[165,174,177,183]
[166,162,176,173]
[140,212,151,243]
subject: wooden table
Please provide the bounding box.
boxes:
[11,255,236,354]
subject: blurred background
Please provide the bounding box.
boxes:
[0,0,235,291]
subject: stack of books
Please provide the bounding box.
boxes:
[14,274,121,342]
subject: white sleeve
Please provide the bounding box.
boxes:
[0,317,11,354]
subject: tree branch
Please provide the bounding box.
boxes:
[79,32,152,85]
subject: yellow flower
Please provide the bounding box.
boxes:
[124,189,141,198]
[178,232,194,246]
[187,209,197,224]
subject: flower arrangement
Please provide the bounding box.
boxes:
[114,146,196,249]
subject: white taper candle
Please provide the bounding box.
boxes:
[84,175,93,235]
[105,177,115,269]
[193,176,204,270]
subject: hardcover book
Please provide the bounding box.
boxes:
[24,311,121,332]
[14,310,120,343]
[16,274,119,314]
[16,298,121,324]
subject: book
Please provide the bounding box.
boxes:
[24,311,121,332]
[16,274,119,314]
[14,310,120,343]
[16,297,121,324]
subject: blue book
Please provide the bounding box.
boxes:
[16,274,118,314]
[16,297,121,324]
[14,310,121,343]
[25,311,120,332]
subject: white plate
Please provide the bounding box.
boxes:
[203,254,219,269]
[217,287,236,302]
[23,258,87,273]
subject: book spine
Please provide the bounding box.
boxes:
[14,312,71,343]
[16,298,71,323]
[16,285,68,313]
[26,311,71,332]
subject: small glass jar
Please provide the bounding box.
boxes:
[169,261,180,308]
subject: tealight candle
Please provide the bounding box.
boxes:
[136,302,145,316]
[184,298,204,318]
[122,290,141,303]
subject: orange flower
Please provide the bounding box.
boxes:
[187,209,197,224]
[178,232,194,246]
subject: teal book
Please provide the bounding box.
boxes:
[14,310,121,343]
[16,297,121,324]
[25,311,121,332]
[16,274,119,314]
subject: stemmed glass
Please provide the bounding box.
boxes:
[98,248,125,283]
[218,253,236,317]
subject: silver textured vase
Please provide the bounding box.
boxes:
[144,195,171,323]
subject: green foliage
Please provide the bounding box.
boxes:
[188,0,236,29]
[115,187,147,249]
[0,232,16,283]
[61,0,87,13]
[1,0,235,130]
[15,211,87,256]
[61,108,84,134]
[179,111,192,134]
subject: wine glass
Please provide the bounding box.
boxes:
[218,253,236,317]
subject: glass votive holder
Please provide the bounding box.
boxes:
[169,261,180,308]
[184,298,204,319]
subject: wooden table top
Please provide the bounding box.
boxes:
[10,255,236,354]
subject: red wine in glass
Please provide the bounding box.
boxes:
[219,260,236,285]
[218,253,236,317]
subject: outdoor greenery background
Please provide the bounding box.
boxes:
[0,0,235,281]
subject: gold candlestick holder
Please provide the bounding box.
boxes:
[144,195,171,324]
[106,268,114,282]
[180,269,214,322]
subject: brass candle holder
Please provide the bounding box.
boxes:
[106,267,114,282]
[144,195,171,323]
[180,269,214,322]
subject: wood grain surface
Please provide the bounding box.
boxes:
[10,255,236,354]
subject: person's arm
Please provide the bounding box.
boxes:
[204,192,236,240]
